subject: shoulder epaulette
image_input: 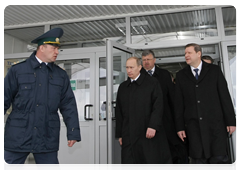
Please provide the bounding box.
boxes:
[12,59,26,65]
[54,63,65,70]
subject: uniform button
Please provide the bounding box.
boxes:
[39,84,41,86]
[39,66,41,68]
[196,85,198,87]
[36,104,39,107]
[197,101,200,103]
[200,117,203,120]
[34,127,37,129]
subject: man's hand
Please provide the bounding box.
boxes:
[227,126,236,135]
[68,140,77,147]
[119,138,122,146]
[177,130,186,142]
[146,128,156,139]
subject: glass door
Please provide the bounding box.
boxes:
[106,40,135,163]
[221,41,236,163]
[56,50,96,164]
[4,50,97,164]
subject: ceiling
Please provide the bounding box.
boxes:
[5,5,205,46]
[4,5,235,75]
[5,5,236,49]
[4,5,201,28]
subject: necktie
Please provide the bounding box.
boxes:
[130,80,136,86]
[193,68,199,80]
[148,70,153,76]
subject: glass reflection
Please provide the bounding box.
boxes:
[222,7,236,36]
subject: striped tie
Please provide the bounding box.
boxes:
[193,68,199,80]
[148,70,152,76]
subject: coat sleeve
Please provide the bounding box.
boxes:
[148,80,163,131]
[59,73,81,141]
[217,67,236,126]
[4,67,18,115]
[174,73,186,132]
[115,84,123,138]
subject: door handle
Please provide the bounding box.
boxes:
[112,101,116,120]
[84,104,93,120]
[102,101,116,120]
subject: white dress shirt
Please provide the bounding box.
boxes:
[35,55,48,65]
[190,61,202,77]
[131,73,141,82]
[146,66,155,75]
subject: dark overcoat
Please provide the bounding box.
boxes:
[151,66,182,145]
[4,51,81,153]
[115,73,172,163]
[174,61,236,159]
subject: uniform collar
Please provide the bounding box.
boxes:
[35,55,48,65]
[30,51,53,71]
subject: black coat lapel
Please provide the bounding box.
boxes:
[197,61,210,83]
[183,65,197,83]
[183,61,210,84]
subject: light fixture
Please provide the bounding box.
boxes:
[115,20,149,35]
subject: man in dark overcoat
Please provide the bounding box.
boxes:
[115,56,172,164]
[174,43,236,164]
[4,28,81,164]
[141,50,188,163]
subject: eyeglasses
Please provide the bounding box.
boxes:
[142,58,154,62]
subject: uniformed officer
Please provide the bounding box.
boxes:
[4,28,81,164]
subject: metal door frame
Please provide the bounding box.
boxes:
[4,47,104,164]
[106,39,135,163]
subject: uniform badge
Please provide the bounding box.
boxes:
[56,38,60,43]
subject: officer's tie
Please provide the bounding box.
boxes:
[193,68,199,80]
[148,70,153,76]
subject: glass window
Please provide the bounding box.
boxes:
[222,7,236,36]
[4,26,44,54]
[227,46,236,109]
[51,18,126,49]
[55,59,91,121]
[130,8,217,43]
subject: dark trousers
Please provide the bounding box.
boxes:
[190,155,229,164]
[4,150,59,164]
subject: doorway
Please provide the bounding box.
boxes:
[4,42,134,164]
